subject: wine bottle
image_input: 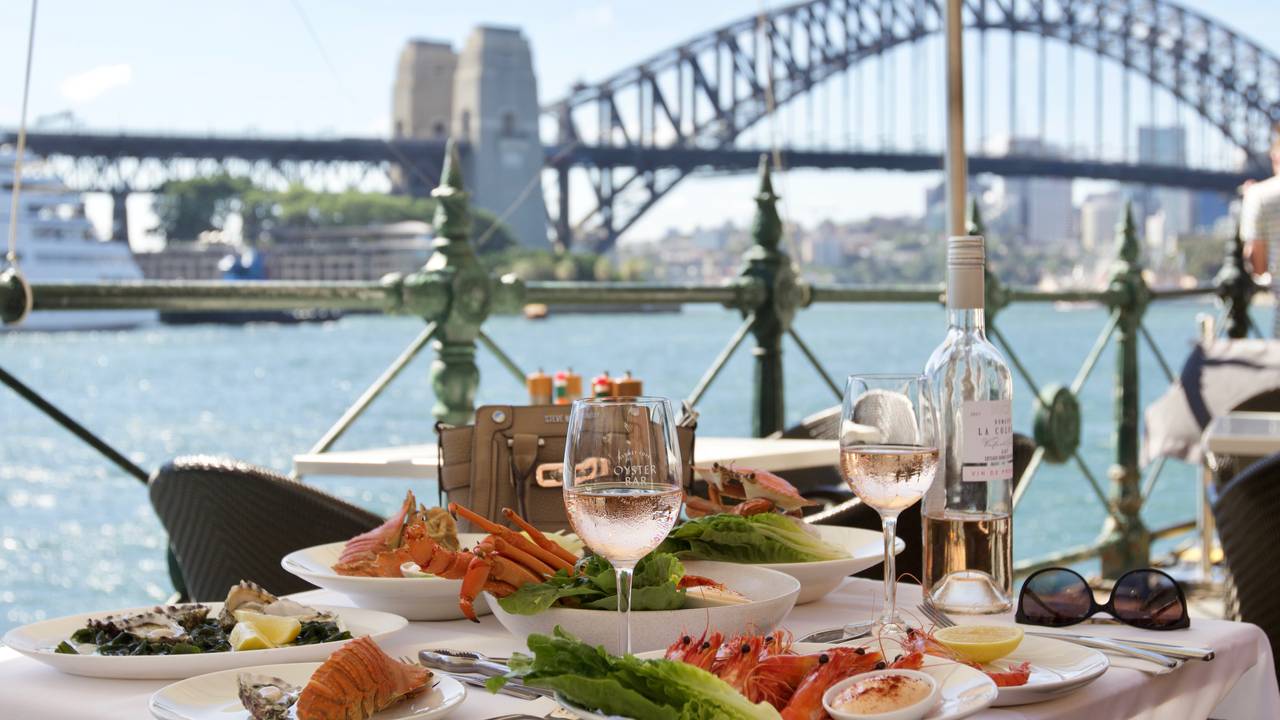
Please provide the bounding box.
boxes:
[922,235,1014,613]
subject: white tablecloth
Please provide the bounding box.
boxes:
[2,578,1276,719]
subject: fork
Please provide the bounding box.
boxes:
[915,602,1181,669]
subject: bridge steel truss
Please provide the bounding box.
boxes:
[9,133,450,240]
[546,0,1280,251]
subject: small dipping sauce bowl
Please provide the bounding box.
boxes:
[823,669,940,720]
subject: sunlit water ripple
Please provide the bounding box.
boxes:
[0,302,1260,632]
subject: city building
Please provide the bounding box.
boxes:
[1136,126,1194,241]
[1080,191,1124,254]
[982,138,1074,249]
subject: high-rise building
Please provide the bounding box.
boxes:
[1080,191,1124,254]
[985,138,1074,247]
[1136,126,1193,238]
[451,26,549,249]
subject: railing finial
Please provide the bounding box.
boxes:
[752,154,782,252]
[1214,221,1257,339]
[966,195,985,237]
[1117,200,1140,264]
[432,139,471,244]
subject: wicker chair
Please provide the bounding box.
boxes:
[774,404,1035,583]
[1210,451,1280,677]
[149,456,382,601]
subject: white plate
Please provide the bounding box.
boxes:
[556,641,996,720]
[988,634,1109,707]
[281,534,493,621]
[149,661,465,720]
[488,560,800,655]
[2,603,407,679]
[758,525,905,604]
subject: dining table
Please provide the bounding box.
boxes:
[1,577,1276,720]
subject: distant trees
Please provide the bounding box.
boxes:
[150,173,253,241]
[481,249,651,281]
[151,178,516,254]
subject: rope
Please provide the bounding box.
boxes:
[286,0,441,191]
[5,0,38,267]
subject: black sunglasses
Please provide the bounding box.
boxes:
[1015,567,1190,630]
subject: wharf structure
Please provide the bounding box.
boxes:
[134,222,434,281]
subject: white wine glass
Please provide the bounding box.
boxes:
[840,374,939,633]
[563,396,683,654]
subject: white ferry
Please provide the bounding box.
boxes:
[0,147,154,331]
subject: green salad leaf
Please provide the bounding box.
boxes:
[489,627,780,720]
[496,553,687,615]
[655,512,851,563]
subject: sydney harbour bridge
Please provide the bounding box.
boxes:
[6,0,1279,252]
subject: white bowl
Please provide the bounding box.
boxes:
[758,525,905,604]
[824,669,940,720]
[281,535,492,621]
[2,603,407,680]
[488,560,800,654]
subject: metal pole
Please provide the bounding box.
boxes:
[739,156,800,437]
[0,364,149,484]
[944,0,967,236]
[301,322,437,462]
[1101,204,1152,576]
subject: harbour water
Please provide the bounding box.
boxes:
[0,301,1255,632]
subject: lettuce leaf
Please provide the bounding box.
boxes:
[492,627,780,720]
[496,553,687,614]
[656,512,850,563]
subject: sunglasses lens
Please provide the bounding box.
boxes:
[1113,571,1188,629]
[1019,570,1092,626]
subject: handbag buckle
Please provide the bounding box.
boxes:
[535,463,564,488]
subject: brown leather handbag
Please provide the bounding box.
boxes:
[437,404,696,532]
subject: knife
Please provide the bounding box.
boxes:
[1030,632,1213,661]
[1025,632,1180,668]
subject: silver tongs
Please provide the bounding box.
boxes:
[418,649,554,698]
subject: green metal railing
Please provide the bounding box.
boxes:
[0,140,1264,580]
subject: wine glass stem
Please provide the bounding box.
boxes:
[615,564,635,655]
[880,514,898,627]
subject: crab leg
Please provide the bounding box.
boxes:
[502,507,579,565]
[449,504,574,572]
[458,554,492,622]
[487,536,556,577]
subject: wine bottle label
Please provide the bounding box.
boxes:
[961,399,1013,482]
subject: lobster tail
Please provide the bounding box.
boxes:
[296,637,430,720]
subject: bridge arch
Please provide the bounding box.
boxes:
[546,0,1280,250]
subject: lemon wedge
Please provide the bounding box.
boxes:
[229,621,274,651]
[933,625,1024,664]
[232,611,301,647]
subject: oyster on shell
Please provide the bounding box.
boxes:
[237,672,300,720]
[86,604,209,641]
[220,580,334,629]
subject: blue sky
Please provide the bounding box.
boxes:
[1,1,1277,244]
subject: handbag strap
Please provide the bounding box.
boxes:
[435,421,450,508]
[508,433,542,519]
